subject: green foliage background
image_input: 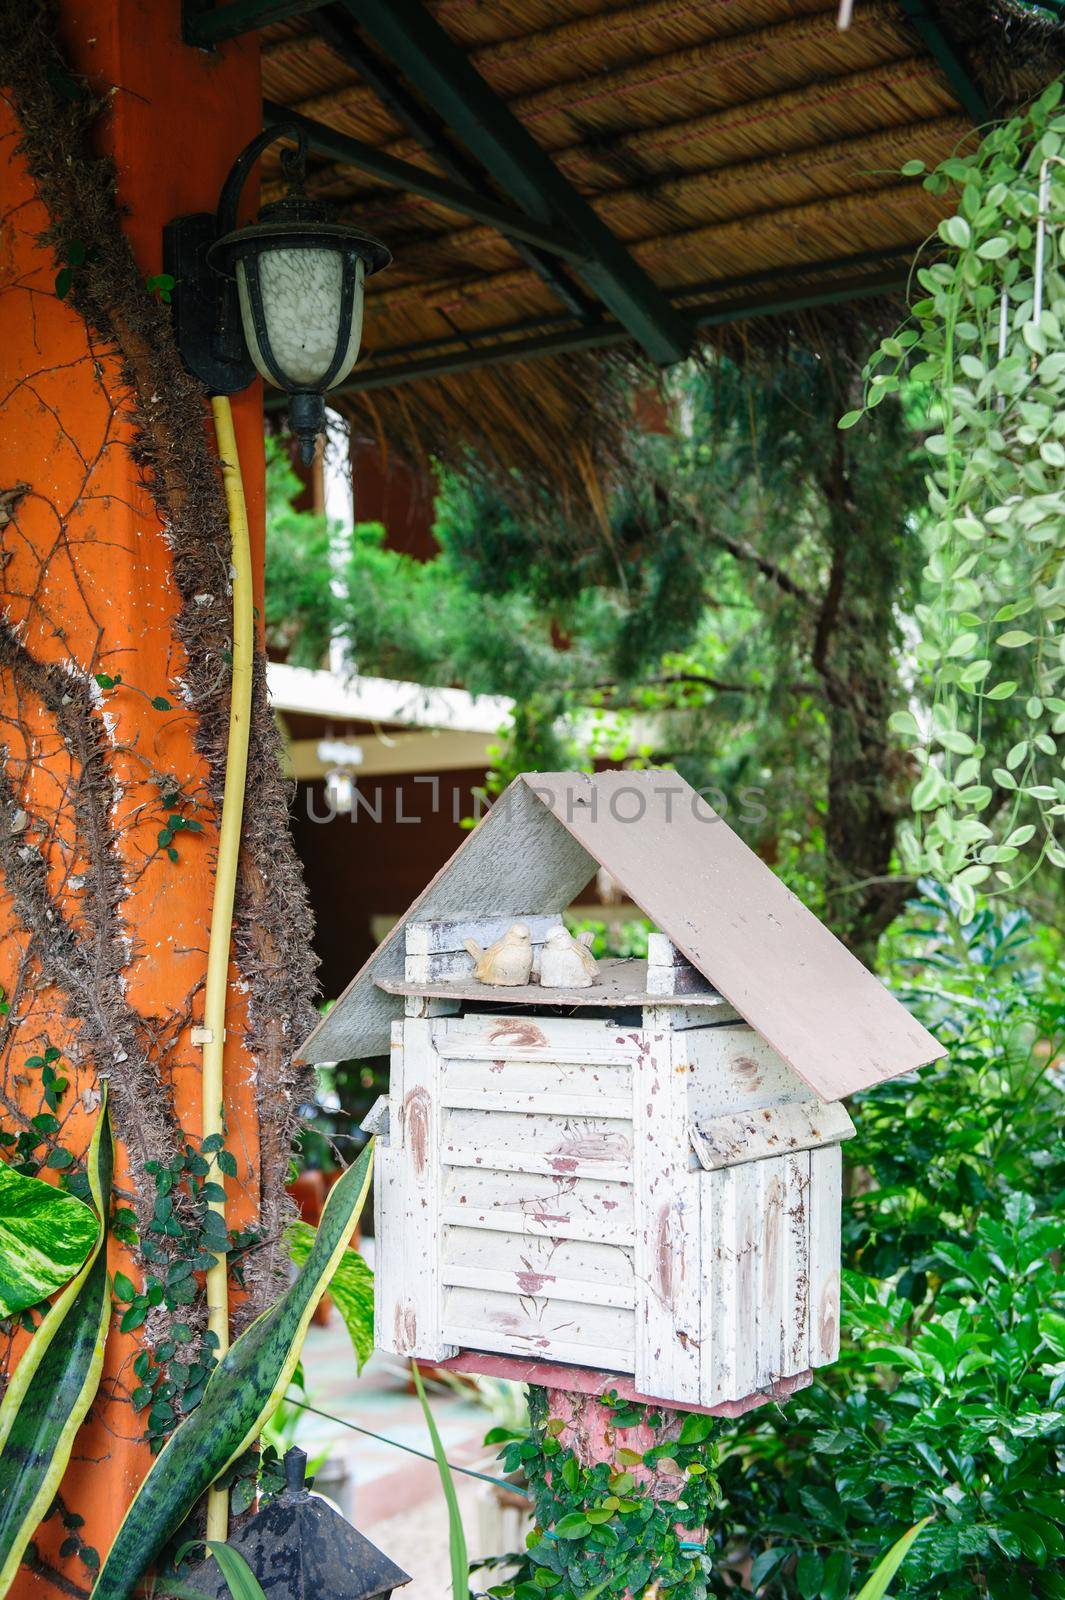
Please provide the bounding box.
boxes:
[267,346,927,960]
[694,891,1065,1599]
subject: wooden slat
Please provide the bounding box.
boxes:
[702,1162,760,1404]
[394,1016,456,1361]
[440,1088,631,1118]
[379,958,734,1012]
[441,1263,635,1309]
[372,1143,405,1352]
[436,1039,636,1064]
[442,1324,634,1374]
[689,1098,855,1169]
[407,912,557,955]
[442,1225,635,1290]
[442,1056,632,1099]
[441,1012,645,1046]
[434,1011,642,1062]
[809,1144,843,1366]
[374,1024,407,1354]
[633,1014,702,1404]
[443,1286,635,1369]
[758,1158,786,1386]
[441,1205,632,1247]
[733,1162,762,1401]
[442,1146,632,1183]
[444,1106,632,1156]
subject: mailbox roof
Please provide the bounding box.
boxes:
[299,770,944,1100]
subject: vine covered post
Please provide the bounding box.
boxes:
[512,1386,718,1600]
[0,2,315,1593]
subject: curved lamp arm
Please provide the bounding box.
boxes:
[215,121,308,241]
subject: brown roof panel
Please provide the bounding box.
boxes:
[523,771,945,1098]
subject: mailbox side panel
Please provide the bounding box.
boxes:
[374,1016,457,1361]
[681,1020,845,1406]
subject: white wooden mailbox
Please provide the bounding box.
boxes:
[299,772,944,1413]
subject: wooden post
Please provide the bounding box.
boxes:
[0,5,265,1593]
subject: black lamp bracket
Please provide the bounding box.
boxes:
[216,124,308,243]
[163,122,306,396]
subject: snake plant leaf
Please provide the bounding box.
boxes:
[0,1161,99,1318]
[284,1219,374,1370]
[94,1139,375,1600]
[0,1087,113,1599]
[411,1360,469,1600]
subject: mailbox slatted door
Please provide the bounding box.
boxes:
[436,1014,640,1373]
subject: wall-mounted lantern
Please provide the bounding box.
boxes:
[165,126,390,462]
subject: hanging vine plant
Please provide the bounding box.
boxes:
[843,78,1065,915]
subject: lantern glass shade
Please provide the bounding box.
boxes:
[236,248,366,391]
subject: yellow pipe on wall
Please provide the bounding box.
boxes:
[202,395,255,1543]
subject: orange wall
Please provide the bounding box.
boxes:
[0,5,264,1591]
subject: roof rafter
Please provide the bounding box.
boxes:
[183,0,322,46]
[312,3,600,323]
[267,255,911,400]
[261,100,591,262]
[332,0,693,365]
[896,0,990,125]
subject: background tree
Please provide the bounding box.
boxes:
[270,341,927,961]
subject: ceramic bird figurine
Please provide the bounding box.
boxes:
[539,925,599,989]
[465,922,533,986]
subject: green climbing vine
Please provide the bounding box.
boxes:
[112,1137,263,1455]
[843,78,1065,914]
[93,673,206,864]
[490,1389,719,1600]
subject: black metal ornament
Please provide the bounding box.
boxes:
[182,1447,411,1600]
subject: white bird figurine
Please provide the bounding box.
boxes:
[539,925,599,989]
[464,922,534,986]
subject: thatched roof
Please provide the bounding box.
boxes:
[245,0,1065,501]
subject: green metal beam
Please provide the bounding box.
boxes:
[262,102,591,263]
[303,264,910,400]
[335,0,693,365]
[183,0,323,47]
[897,0,990,126]
[339,242,922,370]
[313,5,598,322]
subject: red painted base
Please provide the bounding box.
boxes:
[437,1350,813,1417]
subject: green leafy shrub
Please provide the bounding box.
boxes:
[847,882,1063,1286]
[709,1202,1063,1598]
[703,891,1065,1599]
